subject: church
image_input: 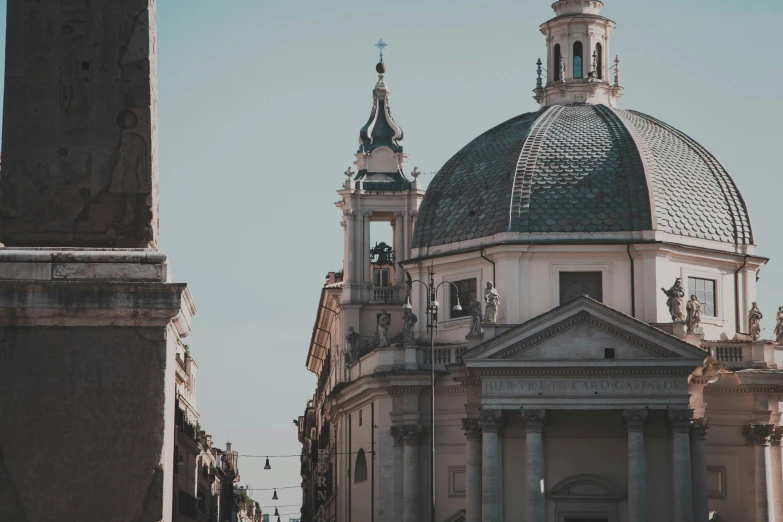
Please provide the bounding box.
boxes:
[297,2,782,522]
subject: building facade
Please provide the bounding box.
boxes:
[299,2,781,522]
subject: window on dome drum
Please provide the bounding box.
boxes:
[359,408,362,426]
[595,43,603,79]
[554,44,562,81]
[559,272,603,304]
[450,278,477,319]
[354,449,368,483]
[374,268,390,287]
[573,41,583,78]
[688,277,717,317]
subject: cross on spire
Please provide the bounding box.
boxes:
[376,39,388,62]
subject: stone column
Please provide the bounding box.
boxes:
[402,425,424,522]
[690,418,710,522]
[770,428,783,522]
[669,409,695,522]
[363,211,372,285]
[522,410,546,522]
[623,409,648,522]
[479,410,504,522]
[462,419,483,522]
[390,426,405,522]
[743,424,775,522]
[343,210,356,283]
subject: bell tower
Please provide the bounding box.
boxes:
[533,0,623,107]
[336,53,424,339]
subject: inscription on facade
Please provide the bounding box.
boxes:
[483,377,687,395]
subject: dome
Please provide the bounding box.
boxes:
[412,104,753,248]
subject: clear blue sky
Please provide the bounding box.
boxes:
[2,0,782,514]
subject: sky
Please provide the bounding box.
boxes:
[2,0,783,516]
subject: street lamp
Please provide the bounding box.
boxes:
[403,271,461,522]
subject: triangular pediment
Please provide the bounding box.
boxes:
[462,297,707,366]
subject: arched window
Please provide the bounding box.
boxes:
[595,43,603,79]
[354,449,368,483]
[573,42,583,78]
[554,44,562,81]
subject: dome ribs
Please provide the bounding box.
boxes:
[510,105,563,232]
[593,105,653,232]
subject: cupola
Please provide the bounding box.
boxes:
[533,0,623,107]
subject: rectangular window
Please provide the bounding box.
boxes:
[373,268,390,287]
[450,278,477,319]
[688,277,717,317]
[358,409,362,427]
[559,271,603,304]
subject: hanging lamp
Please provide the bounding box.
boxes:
[264,457,271,470]
[272,489,278,500]
[274,507,279,516]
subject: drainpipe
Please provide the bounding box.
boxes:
[371,403,375,522]
[480,249,496,284]
[627,244,635,318]
[734,255,749,334]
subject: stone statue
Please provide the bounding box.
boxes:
[345,327,360,363]
[377,311,391,348]
[685,295,702,334]
[661,278,685,321]
[402,308,417,346]
[749,303,763,341]
[468,297,484,337]
[483,282,500,324]
[775,307,783,344]
[559,53,567,83]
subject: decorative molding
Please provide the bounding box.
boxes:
[742,424,775,446]
[668,409,693,433]
[691,418,710,439]
[522,409,547,433]
[343,209,356,217]
[448,467,466,498]
[390,426,404,446]
[478,409,504,433]
[474,367,691,377]
[491,311,681,360]
[401,425,425,445]
[706,466,726,499]
[461,418,482,441]
[622,409,648,432]
[770,427,783,447]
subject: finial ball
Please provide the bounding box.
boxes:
[376,62,386,74]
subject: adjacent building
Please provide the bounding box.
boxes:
[298,2,783,522]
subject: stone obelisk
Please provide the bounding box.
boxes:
[0,2,194,521]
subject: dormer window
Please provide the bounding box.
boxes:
[573,42,583,78]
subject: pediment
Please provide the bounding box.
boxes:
[463,297,707,365]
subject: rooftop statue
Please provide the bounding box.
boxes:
[377,311,391,348]
[686,295,702,334]
[402,308,418,346]
[775,307,783,344]
[749,303,763,341]
[468,298,484,337]
[484,282,500,324]
[661,278,685,322]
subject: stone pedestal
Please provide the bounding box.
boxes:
[0,248,194,521]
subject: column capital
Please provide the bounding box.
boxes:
[522,409,547,434]
[390,426,404,447]
[668,409,693,434]
[401,425,425,445]
[742,424,775,446]
[343,209,356,218]
[394,211,405,218]
[461,418,482,441]
[690,417,710,440]
[771,427,783,447]
[478,409,504,433]
[622,408,648,432]
[361,210,373,218]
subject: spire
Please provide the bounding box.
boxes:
[358,52,404,154]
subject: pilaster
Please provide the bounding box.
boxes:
[522,409,546,522]
[623,409,648,522]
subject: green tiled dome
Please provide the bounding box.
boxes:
[412,104,752,248]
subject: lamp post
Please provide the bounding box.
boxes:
[403,271,462,522]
